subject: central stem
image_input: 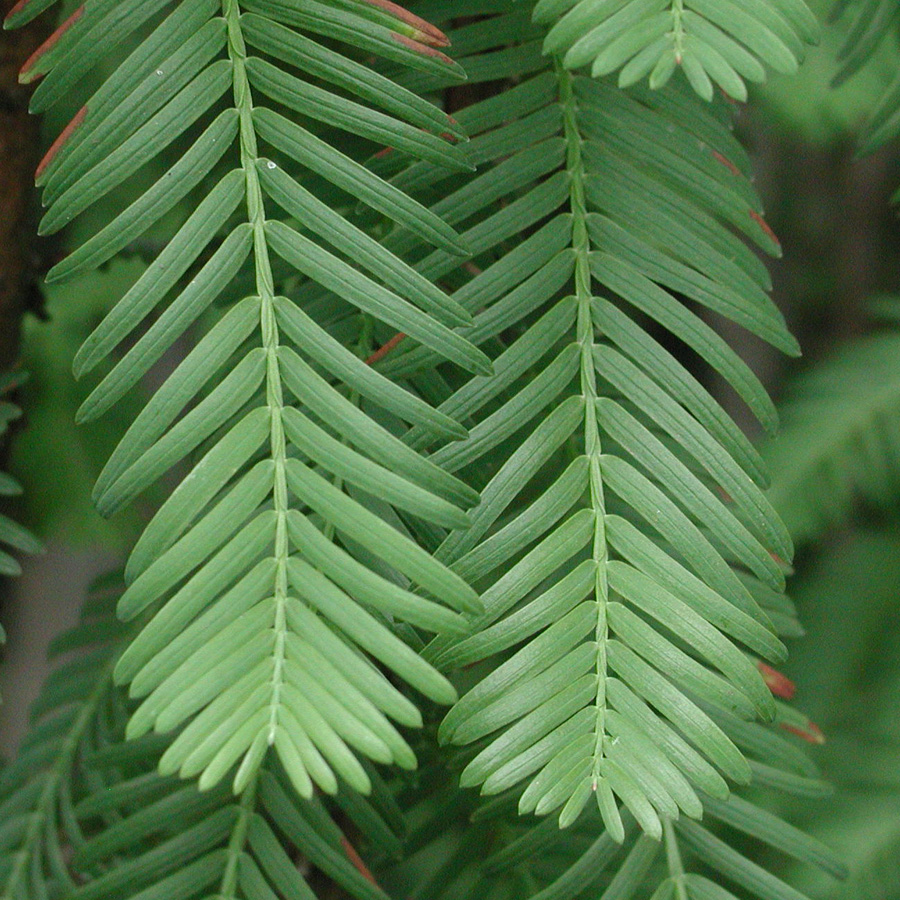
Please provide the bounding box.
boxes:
[222,0,288,744]
[219,776,260,898]
[671,0,686,62]
[664,818,690,900]
[558,65,610,786]
[2,655,117,899]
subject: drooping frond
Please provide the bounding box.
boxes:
[14,0,490,798]
[5,2,850,899]
[521,0,820,100]
[364,562,841,900]
[763,325,900,545]
[363,2,806,852]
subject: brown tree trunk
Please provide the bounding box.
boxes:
[0,0,52,371]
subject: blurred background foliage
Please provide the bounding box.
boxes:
[11,261,147,549]
[748,2,900,894]
[0,0,899,896]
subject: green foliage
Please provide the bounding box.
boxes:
[0,372,43,654]
[758,5,900,549]
[830,0,900,86]
[25,0,488,800]
[382,8,801,847]
[0,579,126,900]
[831,0,900,155]
[769,531,900,900]
[763,320,900,545]
[0,375,42,586]
[527,0,819,100]
[10,263,147,548]
[0,585,846,900]
[2,0,888,898]
[752,0,894,146]
[0,582,410,900]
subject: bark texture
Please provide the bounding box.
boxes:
[0,0,51,371]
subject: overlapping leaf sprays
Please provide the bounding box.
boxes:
[379,0,809,836]
[11,0,490,797]
[0,585,407,900]
[372,1,839,894]
[3,0,849,898]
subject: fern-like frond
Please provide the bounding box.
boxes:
[763,328,900,545]
[522,0,819,101]
[0,375,42,582]
[0,579,127,900]
[13,0,492,800]
[0,579,404,900]
[372,5,800,844]
[829,0,900,153]
[830,0,900,86]
[0,371,43,641]
[377,732,844,900]
[65,758,401,900]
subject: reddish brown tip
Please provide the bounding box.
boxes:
[712,150,740,177]
[361,0,450,46]
[4,0,30,24]
[758,663,796,701]
[366,332,406,366]
[391,32,454,65]
[780,721,826,745]
[19,5,84,84]
[750,209,780,249]
[340,836,379,886]
[36,104,87,181]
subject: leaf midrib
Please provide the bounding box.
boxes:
[557,64,611,797]
[222,0,289,755]
[0,655,117,900]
